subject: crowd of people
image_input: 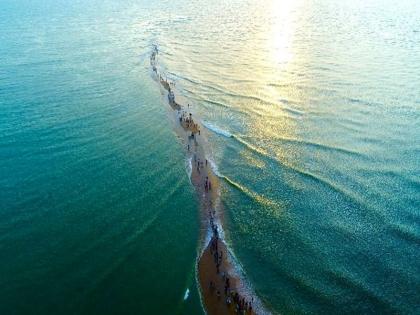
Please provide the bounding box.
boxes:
[151,46,256,315]
[178,110,200,134]
[208,210,254,314]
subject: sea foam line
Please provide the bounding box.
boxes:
[186,156,193,183]
[183,288,190,301]
[207,157,222,178]
[202,120,232,138]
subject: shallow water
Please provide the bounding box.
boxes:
[1,0,419,314]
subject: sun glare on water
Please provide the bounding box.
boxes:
[242,0,306,169]
[268,0,303,66]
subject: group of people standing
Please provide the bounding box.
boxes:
[208,208,254,314]
[179,109,201,137]
[205,176,212,192]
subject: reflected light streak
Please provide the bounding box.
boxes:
[268,0,303,66]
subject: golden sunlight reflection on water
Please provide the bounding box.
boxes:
[245,0,306,170]
[268,0,303,66]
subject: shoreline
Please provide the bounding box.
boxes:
[150,46,269,315]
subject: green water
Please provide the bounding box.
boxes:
[1,0,419,314]
[1,1,202,313]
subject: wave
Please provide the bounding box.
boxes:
[202,121,232,138]
[220,174,278,208]
[185,156,193,183]
[222,246,272,315]
[200,117,370,217]
[389,223,420,245]
[206,158,222,178]
[240,134,363,158]
[203,99,231,110]
[229,135,373,212]
[183,288,190,301]
[167,71,202,86]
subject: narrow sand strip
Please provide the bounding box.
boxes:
[150,46,269,315]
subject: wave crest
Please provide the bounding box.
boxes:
[202,121,232,138]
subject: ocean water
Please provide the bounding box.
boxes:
[1,0,419,314]
[0,1,202,314]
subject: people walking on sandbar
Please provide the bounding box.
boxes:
[152,47,257,315]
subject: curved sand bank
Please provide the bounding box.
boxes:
[150,46,270,315]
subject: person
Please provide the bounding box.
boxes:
[226,295,232,305]
[209,281,215,293]
[187,144,190,151]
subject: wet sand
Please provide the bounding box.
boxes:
[150,47,266,315]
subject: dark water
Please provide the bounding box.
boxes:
[1,0,419,314]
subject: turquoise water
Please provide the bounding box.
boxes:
[1,0,420,314]
[1,1,202,314]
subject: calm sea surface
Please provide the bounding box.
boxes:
[1,0,419,314]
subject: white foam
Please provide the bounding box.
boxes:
[208,158,221,178]
[202,121,232,138]
[224,248,271,315]
[186,156,192,183]
[183,288,190,300]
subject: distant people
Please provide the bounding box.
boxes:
[151,55,259,315]
[226,295,232,305]
[209,281,215,293]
